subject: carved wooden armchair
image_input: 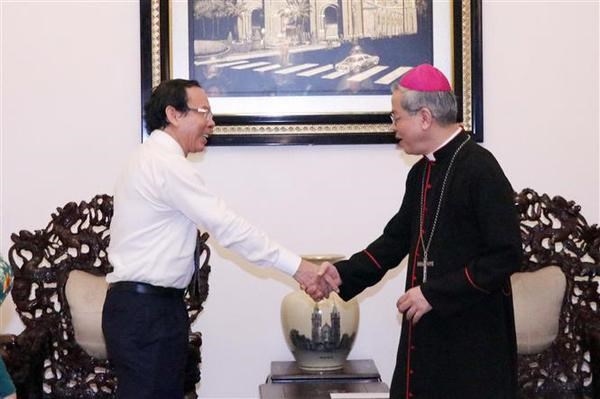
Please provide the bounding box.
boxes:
[0,195,210,398]
[514,188,600,398]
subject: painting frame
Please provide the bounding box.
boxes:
[139,0,483,145]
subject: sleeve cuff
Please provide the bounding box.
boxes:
[274,249,302,276]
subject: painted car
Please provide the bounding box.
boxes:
[334,53,380,74]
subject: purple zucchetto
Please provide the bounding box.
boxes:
[398,64,452,92]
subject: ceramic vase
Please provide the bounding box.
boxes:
[281,255,359,371]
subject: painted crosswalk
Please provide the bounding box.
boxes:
[375,66,413,85]
[214,60,248,68]
[347,66,389,82]
[297,64,335,77]
[231,61,270,70]
[275,63,319,74]
[206,57,412,85]
[254,64,282,72]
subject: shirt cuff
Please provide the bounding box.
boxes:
[274,249,301,276]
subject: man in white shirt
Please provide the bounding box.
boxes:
[102,79,338,398]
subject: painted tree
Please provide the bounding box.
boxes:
[222,0,248,40]
[193,0,212,37]
[277,0,311,43]
[193,0,241,39]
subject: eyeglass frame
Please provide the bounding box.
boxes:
[390,107,425,125]
[186,106,213,120]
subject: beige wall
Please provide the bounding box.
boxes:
[1,1,598,398]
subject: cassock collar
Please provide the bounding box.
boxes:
[425,128,467,162]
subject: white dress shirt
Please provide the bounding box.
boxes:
[107,130,300,289]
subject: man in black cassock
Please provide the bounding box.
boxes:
[321,64,522,398]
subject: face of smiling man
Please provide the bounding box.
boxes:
[390,89,431,156]
[165,86,215,156]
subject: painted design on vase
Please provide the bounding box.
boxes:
[281,254,359,370]
[289,302,355,354]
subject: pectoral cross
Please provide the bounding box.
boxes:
[417,255,434,283]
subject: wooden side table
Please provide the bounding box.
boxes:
[260,359,389,399]
[259,381,389,399]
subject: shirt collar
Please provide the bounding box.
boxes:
[425,127,463,161]
[148,129,186,157]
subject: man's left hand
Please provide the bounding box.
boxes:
[397,286,432,324]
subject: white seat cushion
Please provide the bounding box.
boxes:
[65,270,109,359]
[511,266,566,355]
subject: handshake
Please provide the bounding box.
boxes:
[293,259,342,302]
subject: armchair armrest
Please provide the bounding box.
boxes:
[587,323,600,396]
[582,278,600,397]
[0,328,51,399]
[184,331,203,399]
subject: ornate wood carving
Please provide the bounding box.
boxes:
[516,188,599,396]
[1,195,210,398]
[2,189,597,397]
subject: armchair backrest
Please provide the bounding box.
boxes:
[515,188,600,396]
[6,194,210,398]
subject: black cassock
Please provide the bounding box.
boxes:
[335,131,521,399]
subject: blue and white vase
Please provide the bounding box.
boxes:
[0,256,14,306]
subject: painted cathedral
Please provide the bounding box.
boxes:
[288,302,355,352]
[311,302,341,346]
[214,0,418,46]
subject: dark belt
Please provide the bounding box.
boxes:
[109,281,184,298]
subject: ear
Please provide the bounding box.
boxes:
[165,105,182,127]
[418,107,434,130]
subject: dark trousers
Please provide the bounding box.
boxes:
[102,285,189,399]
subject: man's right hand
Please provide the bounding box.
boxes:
[317,261,341,295]
[294,260,341,301]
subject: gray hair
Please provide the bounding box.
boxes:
[392,82,458,125]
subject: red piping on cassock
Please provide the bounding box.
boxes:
[363,249,382,269]
[405,161,434,398]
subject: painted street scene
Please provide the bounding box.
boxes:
[189,0,433,97]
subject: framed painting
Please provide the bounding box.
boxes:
[140,0,483,145]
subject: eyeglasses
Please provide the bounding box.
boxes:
[390,113,400,124]
[187,107,213,120]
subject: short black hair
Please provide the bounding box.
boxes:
[144,79,202,132]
